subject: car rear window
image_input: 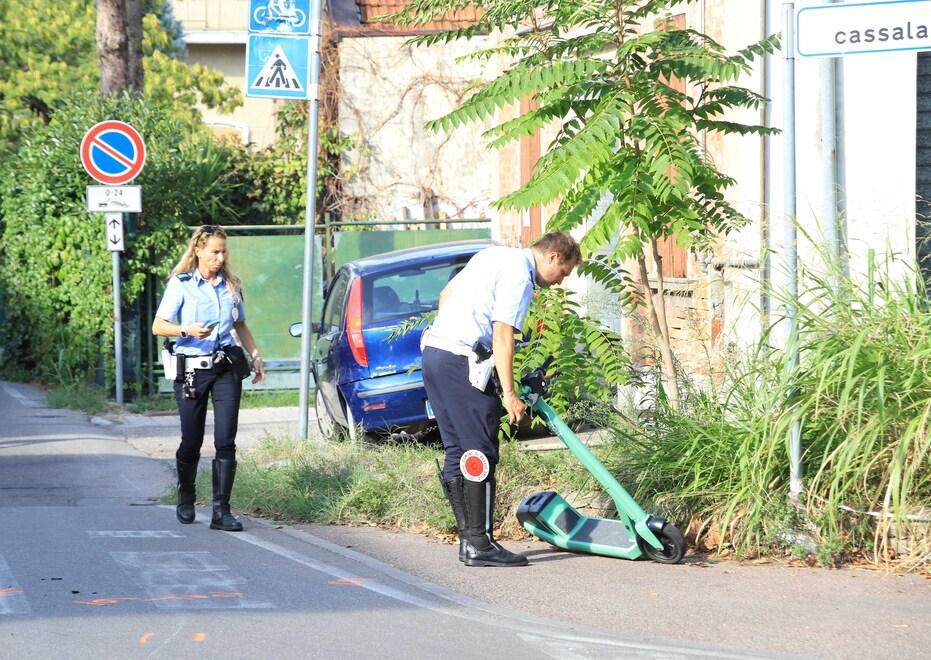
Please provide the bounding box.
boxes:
[363,256,471,324]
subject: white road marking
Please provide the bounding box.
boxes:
[120,474,142,492]
[110,551,274,610]
[88,530,184,539]
[0,382,40,408]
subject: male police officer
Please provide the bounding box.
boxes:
[422,231,581,567]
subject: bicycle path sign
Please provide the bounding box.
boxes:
[249,0,312,34]
[246,0,313,99]
[79,120,146,185]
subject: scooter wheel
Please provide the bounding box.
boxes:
[638,522,686,564]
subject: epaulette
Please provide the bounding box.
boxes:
[176,273,192,281]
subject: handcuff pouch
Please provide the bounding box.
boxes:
[221,345,252,380]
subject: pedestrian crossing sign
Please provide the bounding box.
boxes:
[246,34,310,99]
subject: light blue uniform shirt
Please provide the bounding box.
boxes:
[426,246,535,351]
[156,270,246,356]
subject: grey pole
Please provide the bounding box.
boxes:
[835,50,849,278]
[112,249,124,405]
[820,52,839,274]
[783,1,802,500]
[298,0,324,440]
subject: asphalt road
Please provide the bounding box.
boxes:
[0,381,766,660]
[1,380,929,659]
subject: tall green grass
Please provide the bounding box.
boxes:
[599,251,931,571]
[212,433,604,540]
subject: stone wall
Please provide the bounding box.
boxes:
[337,34,505,229]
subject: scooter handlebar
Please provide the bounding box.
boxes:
[519,356,555,400]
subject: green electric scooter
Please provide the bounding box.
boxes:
[516,360,686,564]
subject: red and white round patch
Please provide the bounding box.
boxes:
[460,449,490,482]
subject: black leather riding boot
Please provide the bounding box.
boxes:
[176,457,198,524]
[462,476,528,567]
[440,475,468,562]
[210,458,243,532]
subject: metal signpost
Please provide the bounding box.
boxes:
[246,0,323,440]
[79,120,147,405]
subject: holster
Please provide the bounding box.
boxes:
[468,340,495,391]
[174,353,187,383]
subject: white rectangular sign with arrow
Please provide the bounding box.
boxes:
[105,212,125,252]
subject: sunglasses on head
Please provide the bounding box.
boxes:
[200,225,217,234]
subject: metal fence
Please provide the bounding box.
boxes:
[142,219,490,394]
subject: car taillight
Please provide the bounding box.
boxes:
[346,278,368,366]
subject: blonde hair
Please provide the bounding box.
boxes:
[170,225,243,301]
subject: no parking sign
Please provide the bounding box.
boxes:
[78,120,146,405]
[79,120,146,185]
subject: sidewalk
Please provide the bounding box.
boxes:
[102,404,931,659]
[99,404,607,458]
[93,405,303,459]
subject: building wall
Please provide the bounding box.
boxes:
[174,0,250,30]
[172,0,279,147]
[680,0,769,375]
[764,0,917,306]
[337,35,504,230]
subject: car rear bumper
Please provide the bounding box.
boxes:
[343,370,433,431]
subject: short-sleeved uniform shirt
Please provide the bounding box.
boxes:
[156,270,245,356]
[425,246,535,351]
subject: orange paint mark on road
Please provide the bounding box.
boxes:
[0,587,22,597]
[139,632,155,645]
[327,577,372,587]
[75,596,126,606]
[193,632,207,642]
[74,592,243,607]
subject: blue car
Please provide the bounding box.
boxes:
[294,240,491,439]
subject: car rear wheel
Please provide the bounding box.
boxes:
[314,388,339,441]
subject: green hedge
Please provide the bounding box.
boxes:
[0,91,240,383]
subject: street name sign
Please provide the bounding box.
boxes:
[797,0,931,58]
[80,120,147,185]
[86,185,142,213]
[249,0,312,34]
[105,212,124,252]
[246,34,310,99]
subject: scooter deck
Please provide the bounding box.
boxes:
[517,491,643,560]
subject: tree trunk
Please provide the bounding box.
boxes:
[96,0,143,96]
[637,244,680,410]
[125,0,144,93]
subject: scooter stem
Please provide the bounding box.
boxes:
[529,397,651,522]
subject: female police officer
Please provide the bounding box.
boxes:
[152,224,265,531]
[422,231,580,566]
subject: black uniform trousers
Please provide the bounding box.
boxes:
[422,347,502,480]
[174,367,242,464]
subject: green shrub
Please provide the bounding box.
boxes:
[0,91,241,384]
[46,381,109,414]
